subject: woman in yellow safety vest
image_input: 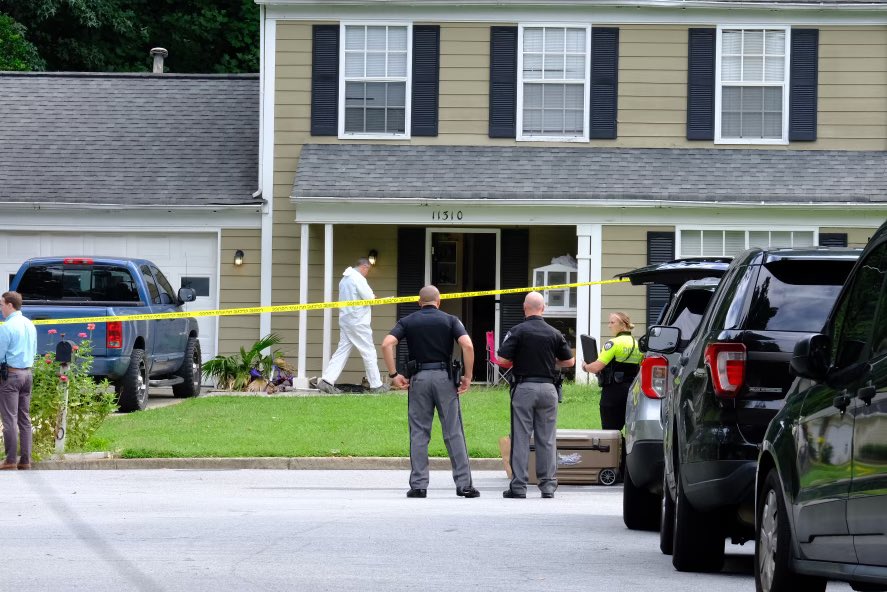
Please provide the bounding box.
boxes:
[582,312,643,431]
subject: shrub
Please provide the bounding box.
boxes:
[27,340,118,460]
[201,333,283,391]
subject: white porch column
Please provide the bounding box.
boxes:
[575,223,602,384]
[295,223,310,388]
[322,224,334,370]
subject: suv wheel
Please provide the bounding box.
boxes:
[755,469,826,592]
[623,464,661,531]
[672,471,725,572]
[116,349,148,412]
[660,473,675,555]
[173,337,201,398]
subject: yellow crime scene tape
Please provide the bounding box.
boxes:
[17,278,630,326]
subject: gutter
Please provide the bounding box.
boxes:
[256,0,887,10]
[0,201,264,211]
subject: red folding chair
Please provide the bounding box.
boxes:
[485,331,513,386]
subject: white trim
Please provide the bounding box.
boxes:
[338,22,413,140]
[263,4,887,26]
[260,11,277,342]
[516,23,591,143]
[296,224,310,388]
[0,208,260,229]
[213,230,222,365]
[714,25,791,145]
[574,223,602,385]
[322,224,334,370]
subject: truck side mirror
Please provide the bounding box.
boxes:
[177,287,197,304]
[646,326,681,355]
[791,334,830,381]
[55,340,75,364]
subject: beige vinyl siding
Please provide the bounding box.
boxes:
[820,227,880,248]
[529,226,578,279]
[600,225,674,341]
[219,229,262,356]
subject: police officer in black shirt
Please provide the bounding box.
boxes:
[497,291,575,499]
[381,285,480,499]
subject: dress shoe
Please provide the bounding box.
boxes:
[541,492,555,499]
[502,489,526,499]
[0,462,17,470]
[17,463,31,470]
[406,488,427,498]
[456,486,480,498]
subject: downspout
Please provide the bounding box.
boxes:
[259,4,275,343]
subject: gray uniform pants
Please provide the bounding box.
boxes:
[509,382,558,495]
[0,370,33,465]
[408,369,472,489]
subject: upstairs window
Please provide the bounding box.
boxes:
[716,27,790,144]
[517,25,590,142]
[340,23,411,138]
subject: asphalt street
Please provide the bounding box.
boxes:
[0,470,852,592]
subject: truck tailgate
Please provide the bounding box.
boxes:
[22,306,110,357]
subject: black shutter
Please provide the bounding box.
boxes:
[396,227,426,371]
[819,233,848,248]
[489,26,518,138]
[789,29,819,142]
[500,228,529,336]
[590,27,619,139]
[412,25,440,136]
[311,25,339,136]
[687,28,715,141]
[647,232,676,327]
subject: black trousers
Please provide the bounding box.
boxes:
[599,382,630,431]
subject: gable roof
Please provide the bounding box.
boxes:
[292,144,887,206]
[0,72,261,208]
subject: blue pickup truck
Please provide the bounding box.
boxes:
[10,257,201,412]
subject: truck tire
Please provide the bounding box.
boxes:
[173,337,201,398]
[117,349,149,412]
[672,470,725,572]
[623,464,661,531]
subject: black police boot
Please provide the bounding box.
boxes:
[406,488,427,498]
[456,486,480,498]
[502,489,526,499]
[541,492,555,499]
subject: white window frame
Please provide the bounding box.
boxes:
[676,226,818,258]
[714,25,791,146]
[338,21,413,140]
[517,23,592,143]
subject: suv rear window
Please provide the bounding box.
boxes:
[746,260,855,332]
[665,287,714,339]
[17,264,141,303]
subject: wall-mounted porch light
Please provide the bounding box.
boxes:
[368,249,378,266]
[234,250,245,266]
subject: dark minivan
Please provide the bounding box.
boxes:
[647,246,860,572]
[755,220,887,592]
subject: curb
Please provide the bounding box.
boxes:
[32,455,506,471]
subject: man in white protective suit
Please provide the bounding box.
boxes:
[317,258,389,393]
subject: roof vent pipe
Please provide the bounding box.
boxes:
[150,47,168,73]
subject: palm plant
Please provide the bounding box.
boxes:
[201,334,283,391]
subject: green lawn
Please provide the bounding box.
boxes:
[81,384,602,458]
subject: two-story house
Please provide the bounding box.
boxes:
[254,0,887,385]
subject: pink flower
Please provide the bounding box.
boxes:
[78,333,87,338]
[48,329,57,335]
[72,345,79,351]
[87,323,95,330]
[59,375,68,383]
[45,359,52,364]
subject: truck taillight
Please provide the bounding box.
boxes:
[106,321,122,349]
[704,343,746,398]
[640,356,669,399]
[63,257,94,265]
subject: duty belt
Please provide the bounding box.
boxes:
[418,362,448,371]
[517,376,554,384]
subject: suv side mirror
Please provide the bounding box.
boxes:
[178,287,197,304]
[646,326,681,354]
[791,334,831,381]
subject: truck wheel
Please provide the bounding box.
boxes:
[117,349,149,412]
[660,473,675,555]
[672,471,725,572]
[173,337,201,398]
[623,464,661,531]
[755,469,826,592]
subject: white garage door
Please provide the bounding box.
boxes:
[0,232,218,362]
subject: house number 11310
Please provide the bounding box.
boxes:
[432,210,463,221]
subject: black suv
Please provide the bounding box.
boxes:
[755,221,887,592]
[646,247,860,572]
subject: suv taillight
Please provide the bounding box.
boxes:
[640,356,669,399]
[704,343,746,398]
[106,321,122,349]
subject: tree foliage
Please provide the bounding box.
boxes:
[0,0,259,73]
[0,13,45,71]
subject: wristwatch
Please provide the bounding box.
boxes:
[388,371,399,378]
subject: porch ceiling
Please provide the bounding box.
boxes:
[292,144,887,205]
